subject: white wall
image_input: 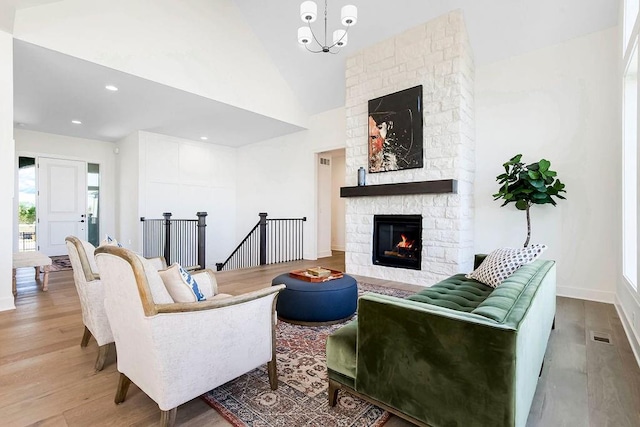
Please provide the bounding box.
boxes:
[115,131,140,250]
[137,131,237,268]
[236,107,347,260]
[331,153,346,251]
[475,28,620,302]
[12,0,307,128]
[14,129,118,248]
[0,30,15,311]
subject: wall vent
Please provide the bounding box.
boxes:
[590,331,612,345]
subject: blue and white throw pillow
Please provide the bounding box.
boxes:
[466,244,547,288]
[101,234,123,247]
[158,263,206,302]
[178,264,205,301]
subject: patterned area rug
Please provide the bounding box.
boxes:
[201,283,413,427]
[49,255,72,272]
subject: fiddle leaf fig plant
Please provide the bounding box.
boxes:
[493,154,566,247]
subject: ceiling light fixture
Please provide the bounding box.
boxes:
[105,85,119,91]
[200,136,208,141]
[298,0,357,54]
[71,120,82,124]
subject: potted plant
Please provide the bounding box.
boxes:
[493,154,566,247]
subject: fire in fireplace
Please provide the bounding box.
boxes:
[372,215,422,270]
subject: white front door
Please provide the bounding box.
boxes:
[38,157,86,255]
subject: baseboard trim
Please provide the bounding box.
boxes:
[614,295,640,368]
[331,245,345,252]
[317,250,333,259]
[556,286,615,304]
[0,296,16,312]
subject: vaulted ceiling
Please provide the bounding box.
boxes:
[8,0,619,145]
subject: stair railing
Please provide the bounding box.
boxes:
[140,212,207,269]
[216,212,306,271]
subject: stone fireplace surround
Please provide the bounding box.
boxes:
[343,10,475,287]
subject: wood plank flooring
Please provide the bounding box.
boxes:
[1,254,639,426]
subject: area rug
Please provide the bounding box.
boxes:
[201,283,413,427]
[49,255,72,272]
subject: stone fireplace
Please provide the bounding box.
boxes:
[344,10,475,287]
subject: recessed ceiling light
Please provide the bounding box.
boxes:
[71,120,82,124]
[200,136,208,140]
[105,85,119,91]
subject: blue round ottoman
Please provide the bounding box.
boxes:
[272,273,358,325]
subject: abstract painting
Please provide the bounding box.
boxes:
[368,85,423,173]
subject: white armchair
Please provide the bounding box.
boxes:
[65,236,114,370]
[95,245,284,427]
[65,236,169,370]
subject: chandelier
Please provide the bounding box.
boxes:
[297,1,358,53]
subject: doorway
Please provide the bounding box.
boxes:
[317,148,346,258]
[38,157,87,255]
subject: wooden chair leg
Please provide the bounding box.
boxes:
[267,357,278,390]
[159,407,177,427]
[328,379,340,407]
[81,326,92,348]
[114,373,131,404]
[95,343,110,371]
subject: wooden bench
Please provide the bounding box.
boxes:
[12,252,53,296]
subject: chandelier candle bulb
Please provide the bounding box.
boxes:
[341,5,357,26]
[333,30,347,47]
[298,26,312,44]
[300,1,317,22]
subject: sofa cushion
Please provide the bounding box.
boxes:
[471,260,551,323]
[407,274,493,312]
[326,319,358,381]
[466,244,547,288]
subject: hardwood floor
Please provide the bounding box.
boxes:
[1,253,639,426]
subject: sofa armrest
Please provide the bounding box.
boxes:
[355,293,517,427]
[155,285,285,314]
[474,253,487,269]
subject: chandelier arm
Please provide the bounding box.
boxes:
[304,44,324,54]
[307,21,324,50]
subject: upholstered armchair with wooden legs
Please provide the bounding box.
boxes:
[65,236,114,371]
[65,236,168,371]
[95,245,285,427]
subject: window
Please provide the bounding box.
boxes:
[624,44,638,288]
[87,163,100,247]
[626,0,640,53]
[17,156,36,252]
[624,0,640,288]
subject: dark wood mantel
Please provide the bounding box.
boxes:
[340,179,458,198]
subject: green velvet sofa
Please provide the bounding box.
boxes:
[326,255,556,427]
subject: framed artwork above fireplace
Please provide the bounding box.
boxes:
[368,85,423,173]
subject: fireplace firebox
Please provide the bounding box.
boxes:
[372,215,422,270]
